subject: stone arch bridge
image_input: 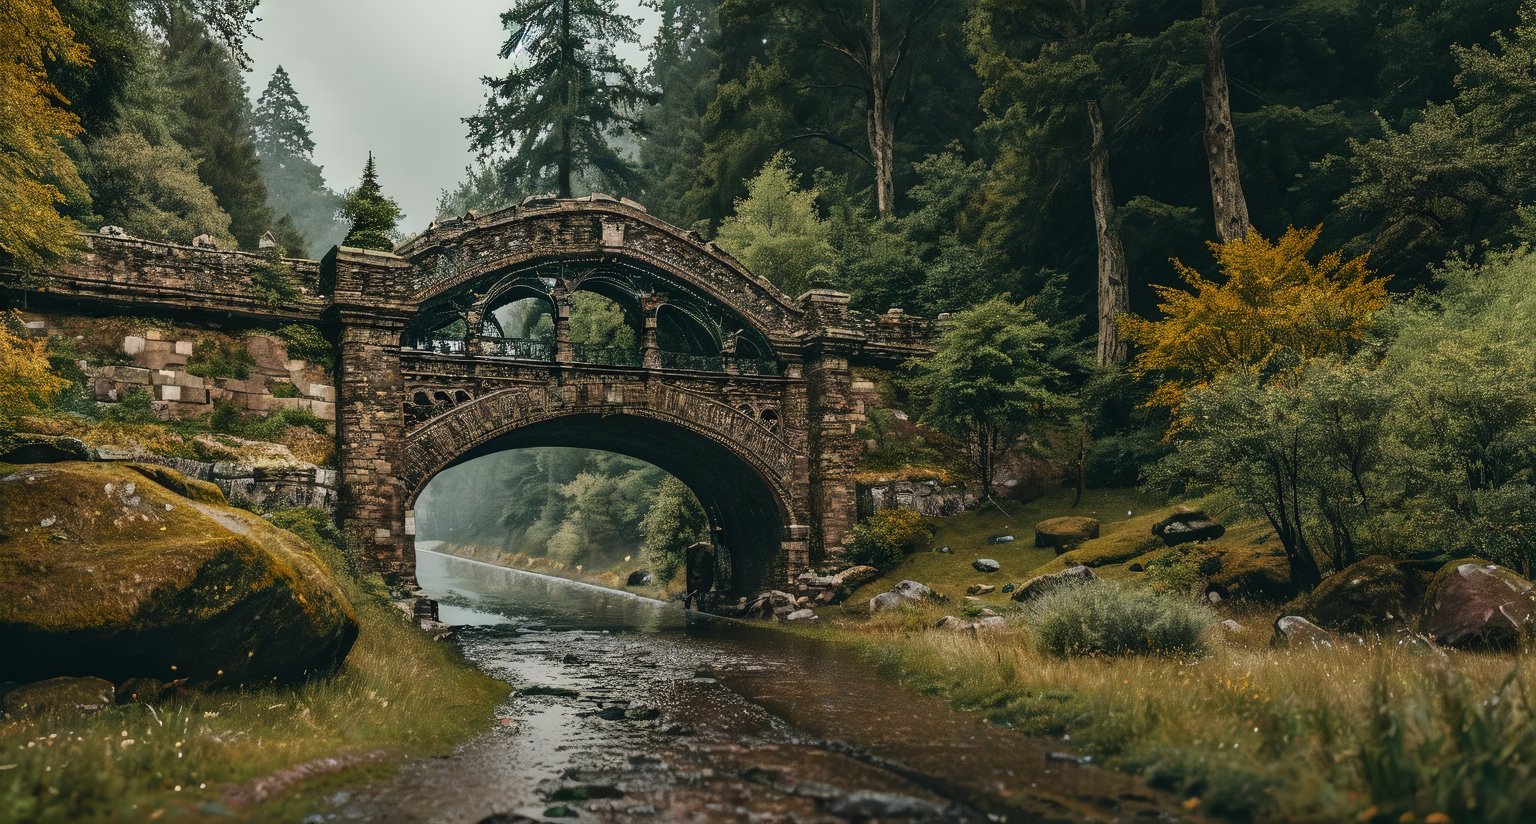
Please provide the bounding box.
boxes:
[12,196,934,592]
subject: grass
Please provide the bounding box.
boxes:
[811,602,1536,822]
[844,486,1169,608]
[0,512,507,823]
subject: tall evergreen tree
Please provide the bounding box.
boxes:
[252,65,345,256]
[340,153,402,252]
[636,0,720,227]
[160,7,274,248]
[467,0,654,199]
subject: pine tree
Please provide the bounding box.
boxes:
[252,66,314,158]
[252,65,345,256]
[340,153,403,252]
[466,0,655,198]
[160,7,275,248]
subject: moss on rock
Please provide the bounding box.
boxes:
[0,461,357,686]
[1304,555,1417,632]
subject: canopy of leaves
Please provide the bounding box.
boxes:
[0,312,69,423]
[714,152,836,296]
[78,129,236,246]
[907,296,1069,493]
[1124,226,1388,419]
[0,0,90,273]
[640,475,708,582]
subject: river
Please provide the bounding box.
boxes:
[336,548,1180,823]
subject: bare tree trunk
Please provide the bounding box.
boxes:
[866,0,896,217]
[1087,100,1129,366]
[1202,0,1249,241]
[557,0,573,198]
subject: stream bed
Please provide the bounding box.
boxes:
[334,549,1182,823]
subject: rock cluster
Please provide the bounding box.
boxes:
[869,579,945,613]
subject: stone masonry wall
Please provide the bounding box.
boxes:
[26,314,336,424]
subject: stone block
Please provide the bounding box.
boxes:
[245,335,287,368]
[171,373,205,390]
[308,384,336,403]
[157,384,182,402]
[122,335,145,355]
[174,340,194,355]
[143,329,166,341]
[151,369,177,385]
[239,392,274,413]
[139,350,189,370]
[286,359,307,372]
[141,339,174,353]
[106,366,152,385]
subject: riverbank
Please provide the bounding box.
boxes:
[0,516,506,823]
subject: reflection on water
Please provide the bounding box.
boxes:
[335,549,1180,823]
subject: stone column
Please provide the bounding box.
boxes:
[721,332,739,376]
[335,308,414,587]
[800,290,865,564]
[552,285,573,364]
[641,293,663,369]
[464,307,484,357]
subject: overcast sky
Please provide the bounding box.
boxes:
[245,0,654,232]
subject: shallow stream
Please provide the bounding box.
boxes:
[336,549,1179,823]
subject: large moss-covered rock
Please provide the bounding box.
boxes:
[0,461,358,686]
[1420,559,1536,648]
[1305,555,1417,632]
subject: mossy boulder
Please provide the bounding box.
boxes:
[1034,516,1100,551]
[1305,555,1417,632]
[0,461,358,686]
[1420,559,1536,649]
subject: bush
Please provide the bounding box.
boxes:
[276,323,333,369]
[270,381,302,398]
[186,337,254,380]
[100,388,159,423]
[846,508,932,570]
[1026,582,1214,657]
[251,253,300,307]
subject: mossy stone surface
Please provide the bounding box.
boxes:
[0,461,357,686]
[1304,555,1417,631]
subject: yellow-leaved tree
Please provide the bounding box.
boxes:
[0,312,67,425]
[1122,226,1388,426]
[0,0,90,273]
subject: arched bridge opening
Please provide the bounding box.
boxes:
[408,414,794,596]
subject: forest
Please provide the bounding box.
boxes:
[5,0,1536,585]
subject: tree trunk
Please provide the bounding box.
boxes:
[866,0,896,217]
[1087,100,1129,366]
[557,0,573,198]
[1202,0,1249,241]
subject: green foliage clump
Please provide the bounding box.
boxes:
[846,508,932,570]
[339,153,401,251]
[269,381,301,398]
[186,337,253,380]
[714,152,836,296]
[275,323,332,369]
[906,296,1071,495]
[251,252,299,307]
[640,476,708,582]
[1025,582,1214,657]
[100,388,159,423]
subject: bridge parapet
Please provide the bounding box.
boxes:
[17,233,326,322]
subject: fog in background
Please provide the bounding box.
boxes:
[245,0,655,232]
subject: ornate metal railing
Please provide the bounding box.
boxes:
[570,343,643,367]
[659,350,725,371]
[410,337,467,355]
[481,337,553,360]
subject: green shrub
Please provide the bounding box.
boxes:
[1026,582,1214,657]
[251,253,300,307]
[100,388,159,423]
[276,323,333,370]
[186,337,254,380]
[209,398,244,433]
[847,508,932,570]
[270,381,301,398]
